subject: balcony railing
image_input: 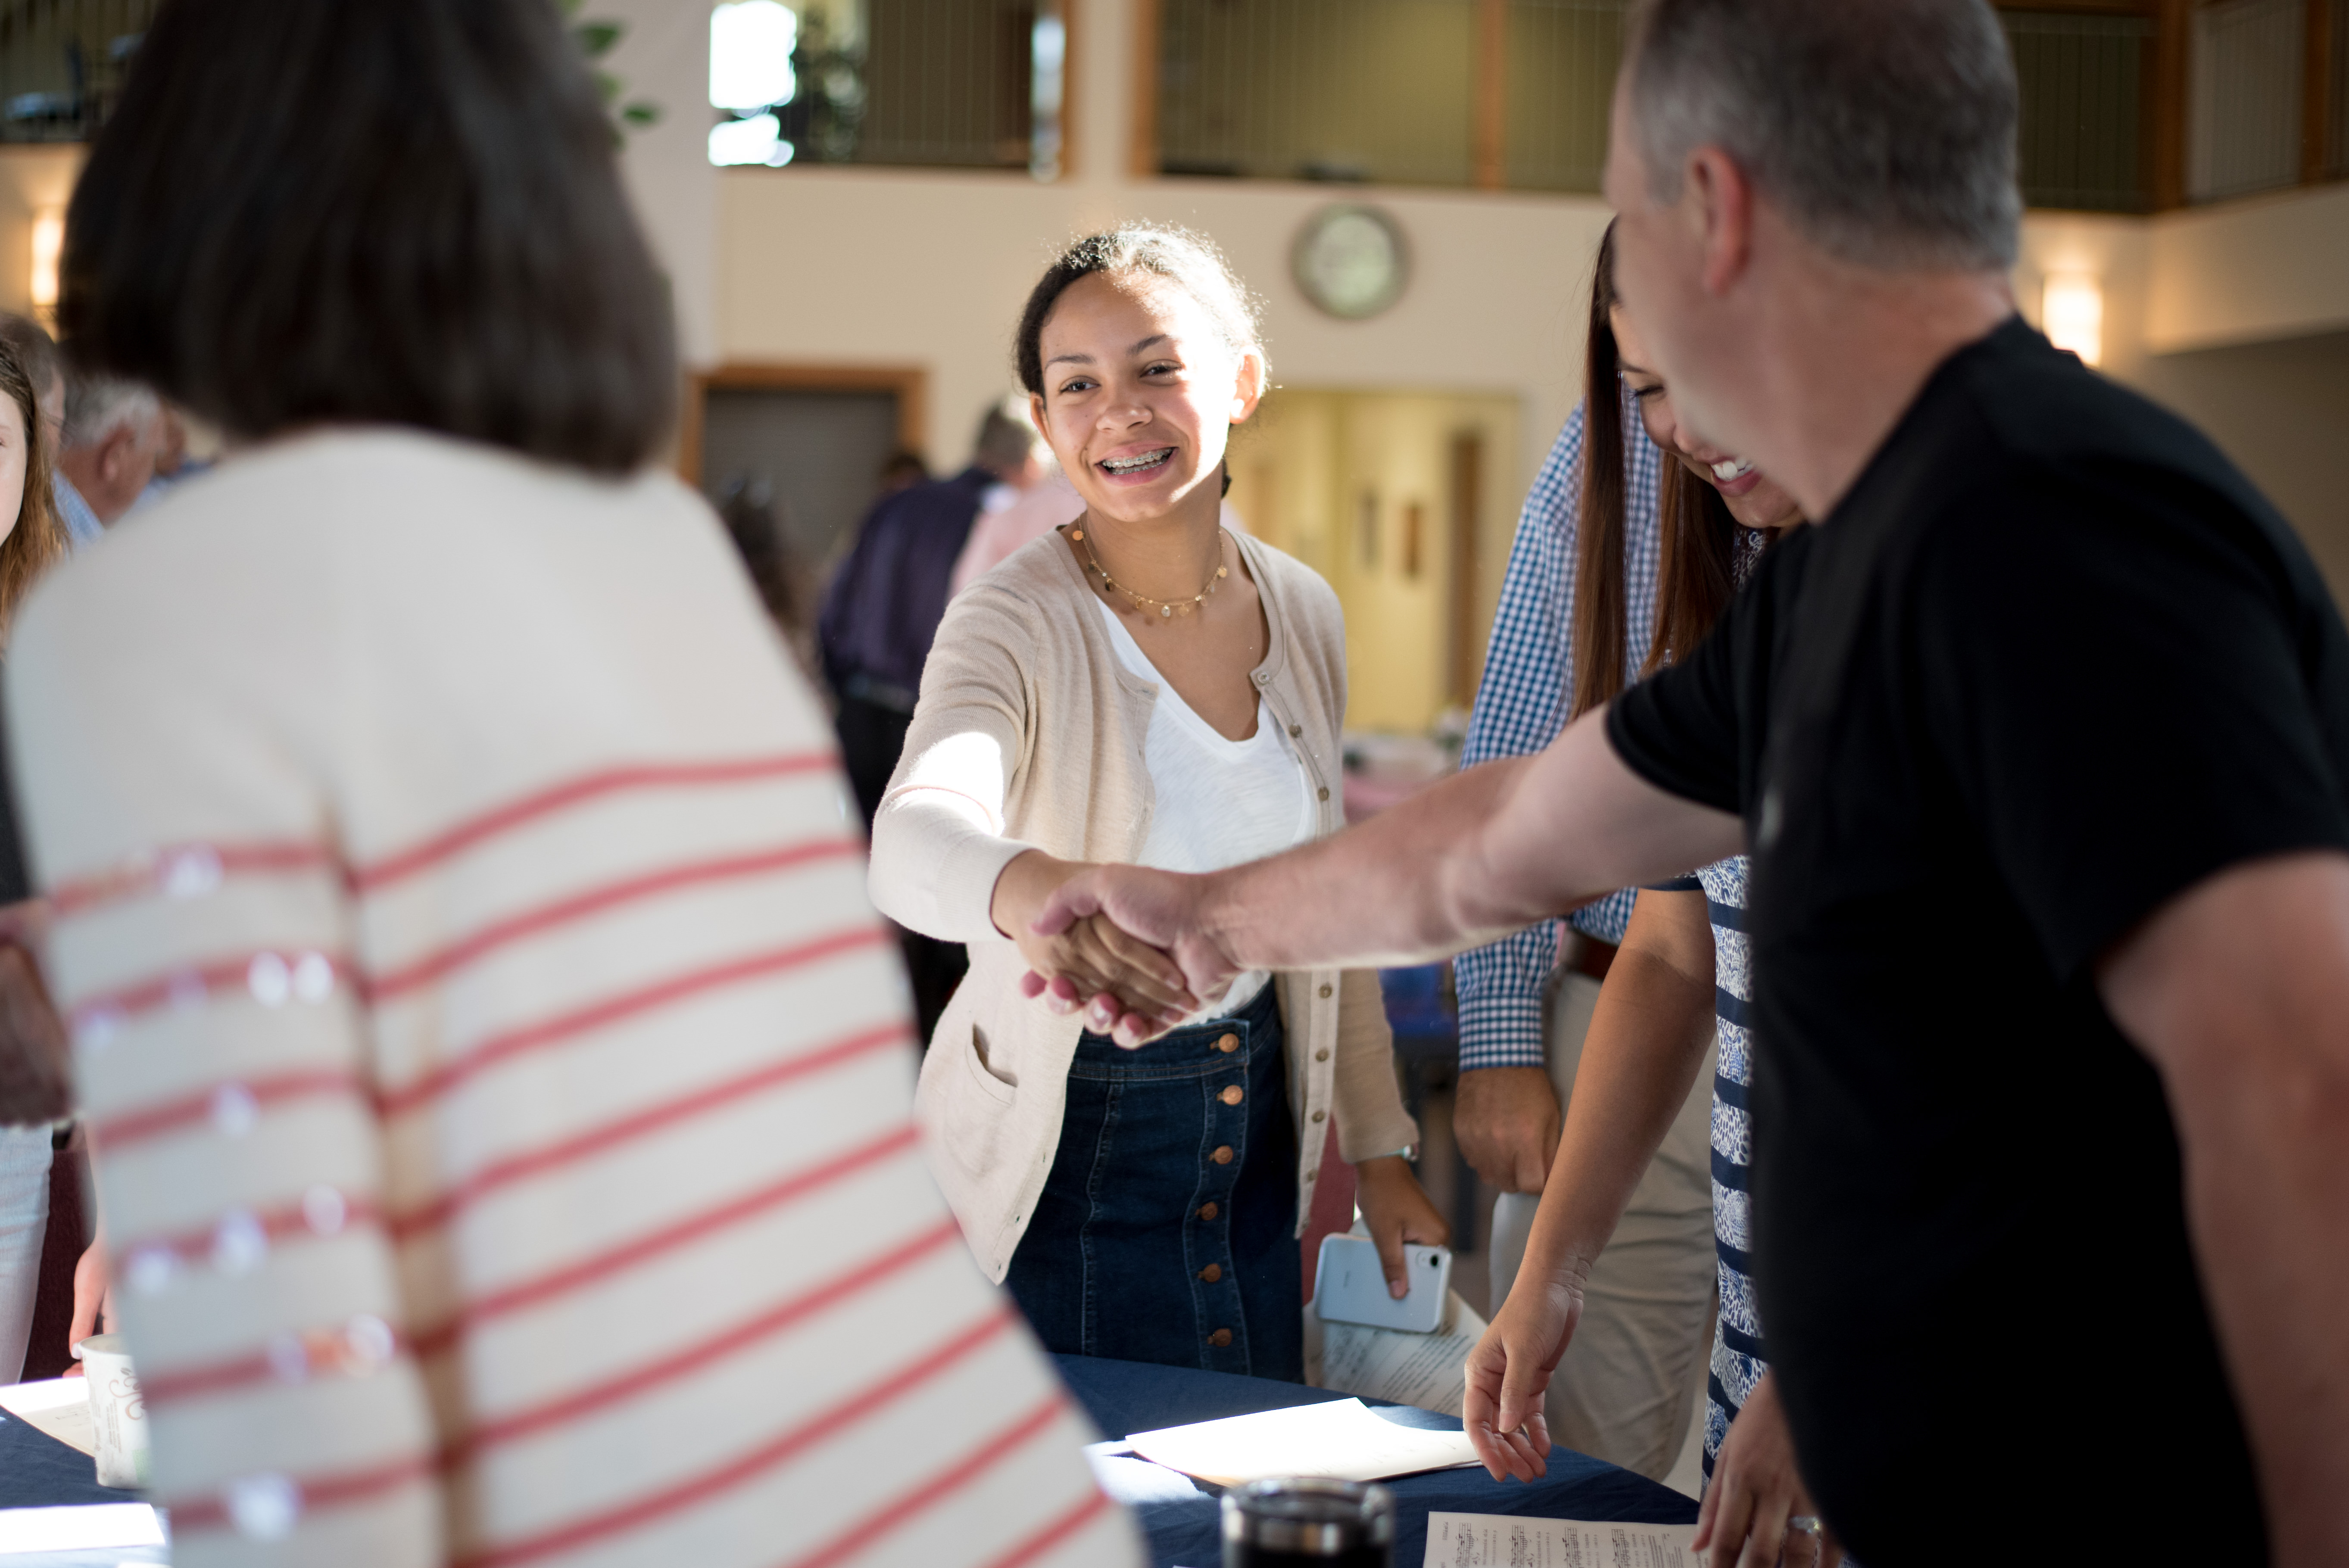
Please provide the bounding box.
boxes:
[0,0,155,143]
[2003,9,2155,212]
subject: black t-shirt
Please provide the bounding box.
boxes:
[1609,318,2349,1564]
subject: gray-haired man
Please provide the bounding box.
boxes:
[1031,2,2349,1562]
[54,369,165,546]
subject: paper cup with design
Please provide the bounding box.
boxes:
[77,1333,151,1488]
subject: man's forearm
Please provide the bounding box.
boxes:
[1198,758,1544,973]
[1198,711,1741,975]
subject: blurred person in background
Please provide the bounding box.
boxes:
[13,3,1137,1565]
[821,403,1045,1040]
[0,328,71,1381]
[53,368,165,545]
[868,226,1444,1379]
[875,447,929,498]
[715,474,819,684]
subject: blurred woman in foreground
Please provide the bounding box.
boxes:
[12,3,1136,1564]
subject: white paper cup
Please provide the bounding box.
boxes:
[77,1333,151,1489]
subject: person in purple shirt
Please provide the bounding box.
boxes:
[820,403,1042,1036]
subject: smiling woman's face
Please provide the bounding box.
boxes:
[0,387,27,549]
[1030,269,1264,527]
[1610,304,1801,530]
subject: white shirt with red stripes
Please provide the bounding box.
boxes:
[6,429,1140,1568]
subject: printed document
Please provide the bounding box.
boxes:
[0,1376,98,1456]
[1320,1291,1487,1416]
[1423,1512,1698,1567]
[1127,1397,1482,1487]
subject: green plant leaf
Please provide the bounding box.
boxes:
[621,101,662,128]
[575,20,622,58]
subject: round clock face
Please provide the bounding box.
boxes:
[1292,204,1409,320]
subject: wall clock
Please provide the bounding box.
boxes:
[1292,204,1409,321]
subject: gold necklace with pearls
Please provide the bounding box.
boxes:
[1074,523,1230,622]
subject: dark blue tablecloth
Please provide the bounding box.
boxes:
[0,1399,140,1511]
[1054,1354,1697,1568]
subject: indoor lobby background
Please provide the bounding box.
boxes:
[0,0,2342,1296]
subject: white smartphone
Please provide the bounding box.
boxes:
[1313,1235,1452,1333]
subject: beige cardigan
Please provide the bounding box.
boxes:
[868,528,1419,1283]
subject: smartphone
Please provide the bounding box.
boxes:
[1313,1235,1451,1333]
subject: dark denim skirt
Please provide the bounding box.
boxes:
[1005,979,1304,1380]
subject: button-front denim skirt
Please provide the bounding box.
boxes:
[1005,979,1303,1380]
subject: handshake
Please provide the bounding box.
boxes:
[994,856,1243,1046]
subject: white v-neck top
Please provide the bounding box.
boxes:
[1094,599,1315,1016]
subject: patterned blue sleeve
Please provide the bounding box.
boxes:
[1452,389,1666,1072]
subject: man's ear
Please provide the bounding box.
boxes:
[94,425,135,485]
[1684,146,1754,298]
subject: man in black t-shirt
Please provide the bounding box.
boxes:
[1026,3,2349,1564]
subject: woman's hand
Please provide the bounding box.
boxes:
[65,1231,109,1375]
[1462,1251,1587,1482]
[1692,1369,1843,1568]
[992,851,1196,1042]
[1353,1155,1448,1297]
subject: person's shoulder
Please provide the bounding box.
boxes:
[1948,322,2277,527]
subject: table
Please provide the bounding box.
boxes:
[1055,1354,1698,1568]
[0,1394,165,1567]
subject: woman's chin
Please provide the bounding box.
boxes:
[1070,471,1215,526]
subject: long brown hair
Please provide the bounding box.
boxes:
[0,340,65,635]
[1566,220,1765,722]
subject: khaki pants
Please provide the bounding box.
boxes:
[1488,970,1717,1482]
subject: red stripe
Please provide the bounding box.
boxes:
[140,1350,278,1406]
[90,1067,367,1151]
[457,1309,1020,1568]
[448,1217,963,1459]
[408,1123,921,1356]
[50,841,337,920]
[139,1113,928,1410]
[971,1490,1120,1568]
[369,837,861,1001]
[68,950,355,1034]
[390,1021,911,1238]
[776,1394,1073,1568]
[377,926,889,1116]
[122,1194,384,1275]
[166,1453,436,1533]
[351,754,836,893]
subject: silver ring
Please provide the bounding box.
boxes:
[1787,1516,1823,1537]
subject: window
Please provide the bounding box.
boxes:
[710,0,1067,177]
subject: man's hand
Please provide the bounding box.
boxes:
[1031,864,1239,1042]
[1354,1156,1449,1298]
[992,852,1197,1042]
[1454,1066,1560,1194]
[1461,1253,1587,1482]
[1692,1371,1842,1568]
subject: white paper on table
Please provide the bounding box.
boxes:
[1127,1397,1481,1487]
[0,1377,98,1456]
[1423,1512,1698,1567]
[0,1503,168,1552]
[1319,1291,1487,1417]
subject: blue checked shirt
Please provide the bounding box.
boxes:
[1453,387,1666,1071]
